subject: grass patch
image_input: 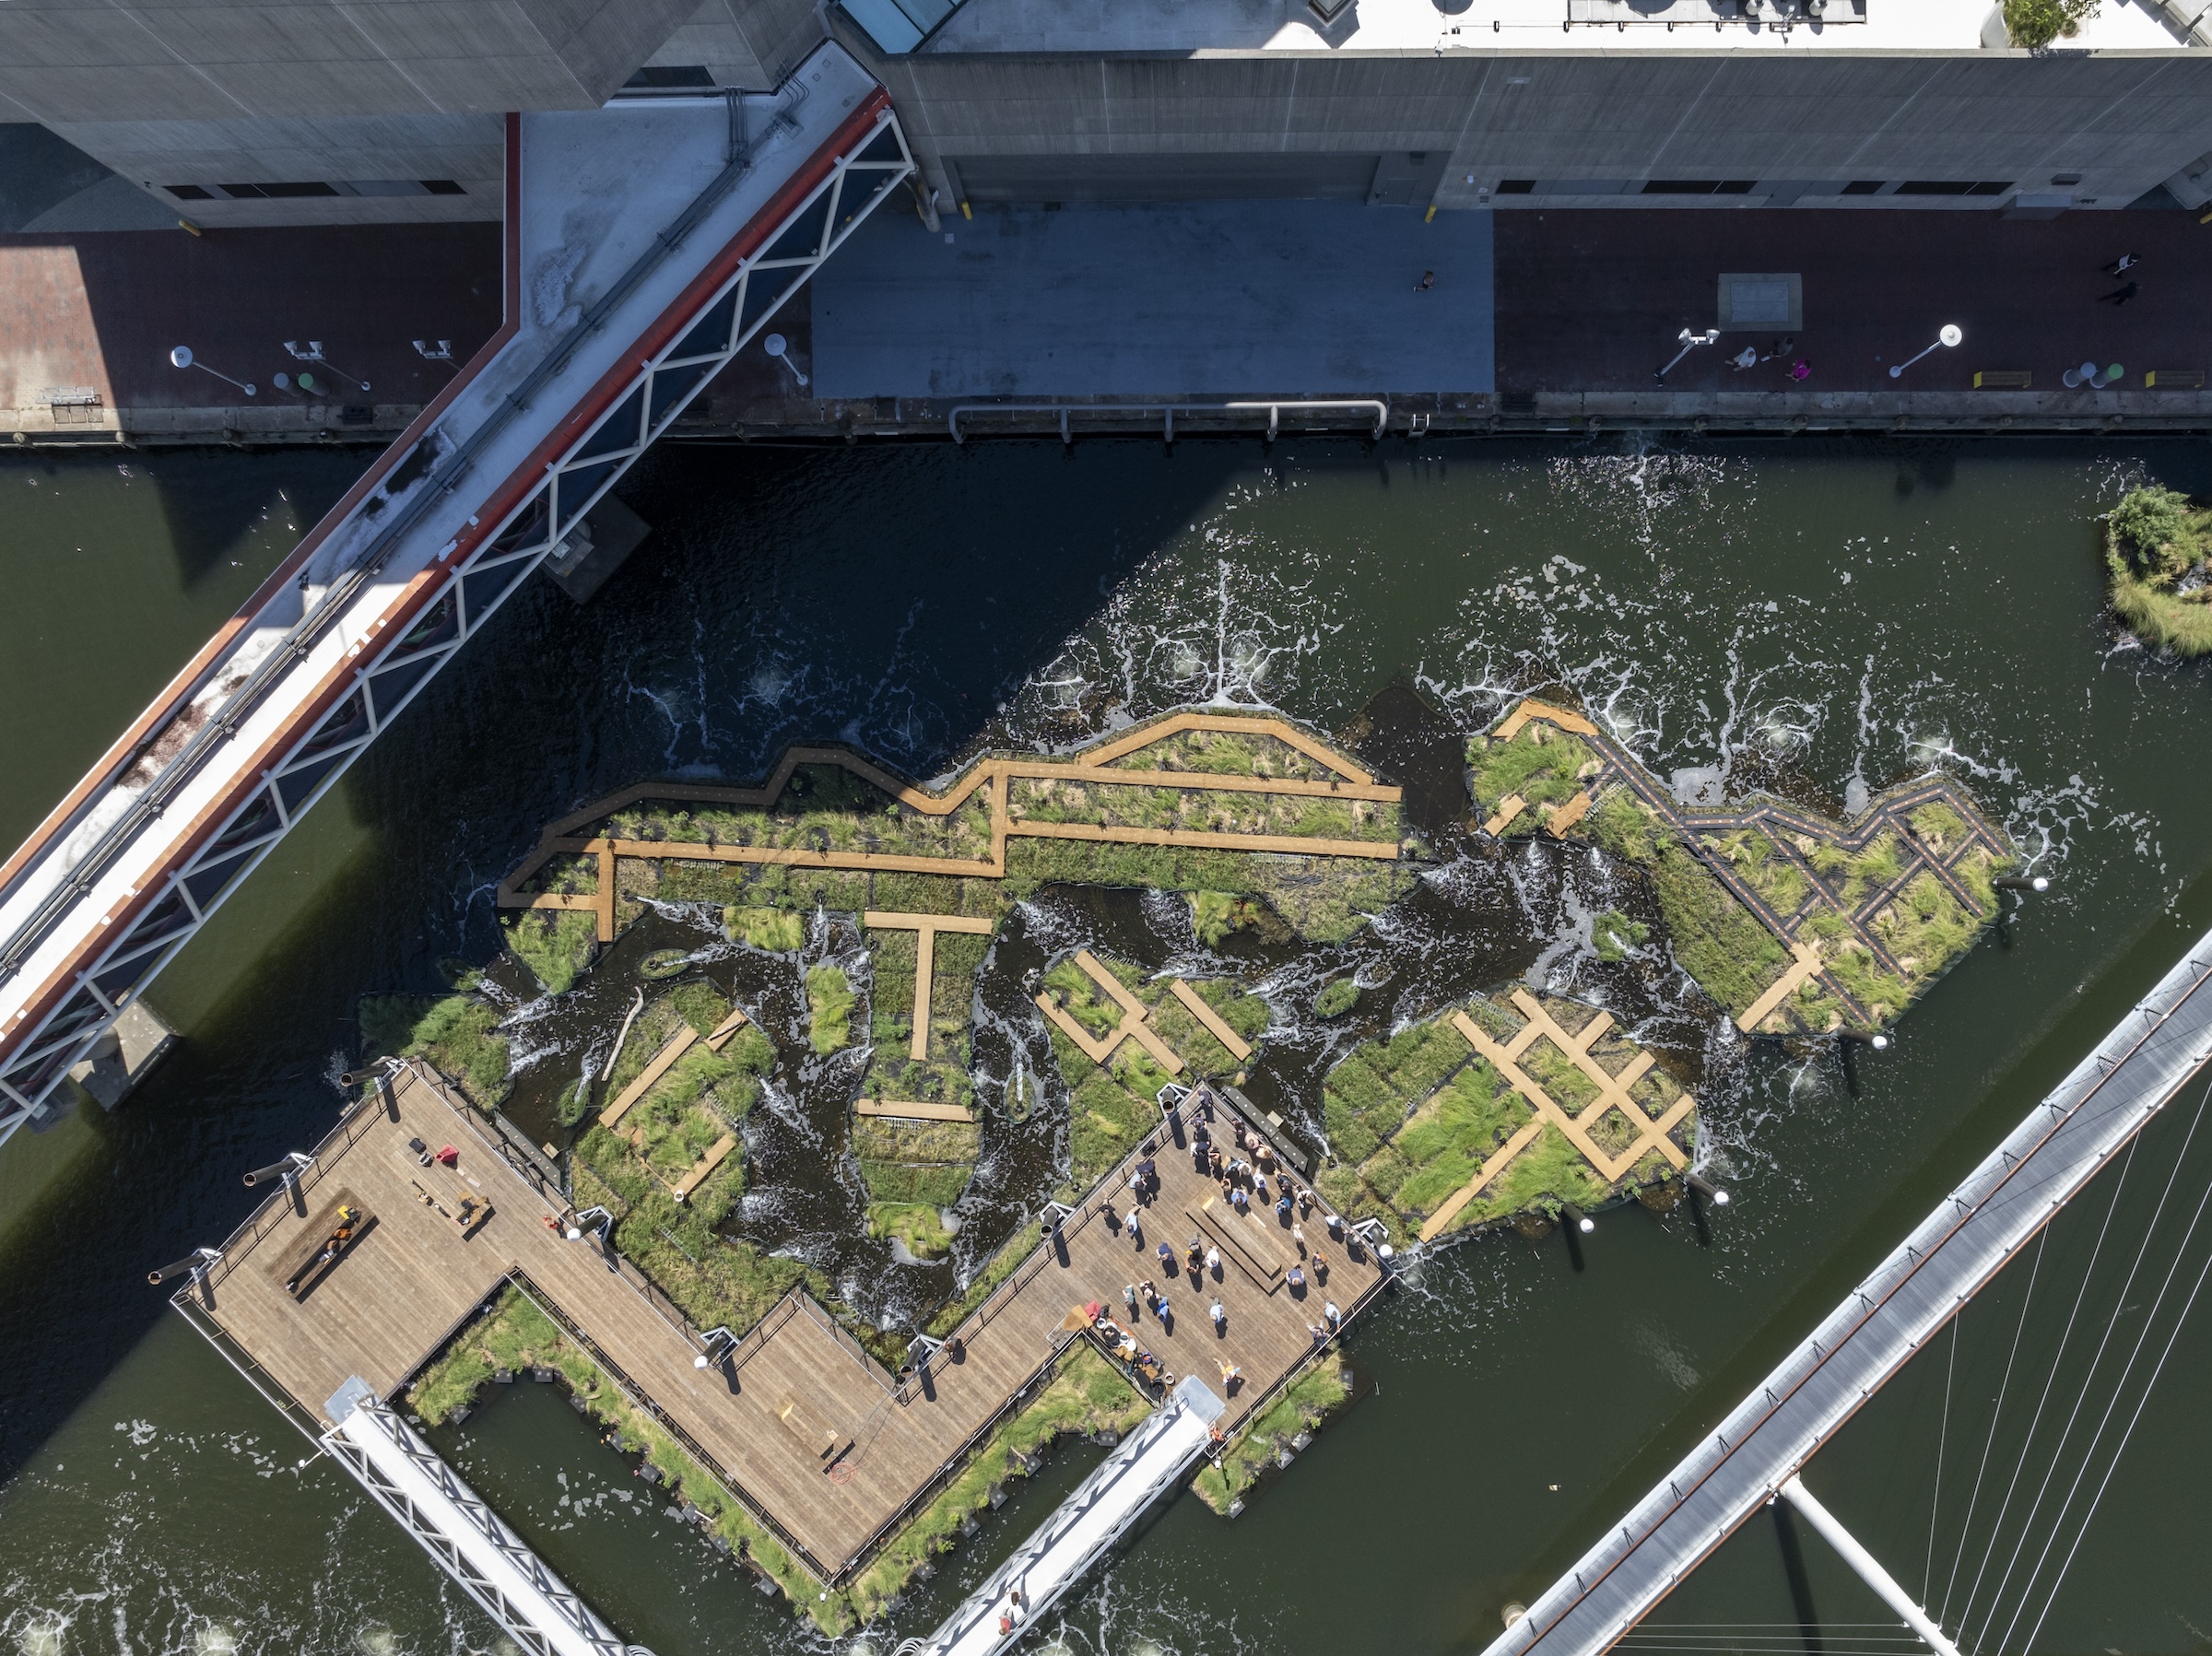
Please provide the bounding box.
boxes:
[868,1202,955,1259]
[806,965,855,1054]
[1314,978,1359,1018]
[1042,955,1121,1038]
[844,1344,1149,1623]
[726,906,806,952]
[1107,726,1344,781]
[2110,552,2212,656]
[1191,1357,1352,1513]
[1467,722,1598,823]
[360,992,510,1109]
[1047,1023,1162,1200]
[500,908,597,994]
[1592,910,1648,961]
[1189,889,1265,946]
[571,1146,806,1337]
[1003,840,1407,945]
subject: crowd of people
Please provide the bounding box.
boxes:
[1101,1094,1354,1368]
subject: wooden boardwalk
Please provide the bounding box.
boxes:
[187,1065,1382,1583]
[496,711,1406,943]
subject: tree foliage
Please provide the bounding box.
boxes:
[2004,0,2100,46]
[2110,485,2198,582]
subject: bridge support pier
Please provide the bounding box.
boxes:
[1775,1474,1960,1656]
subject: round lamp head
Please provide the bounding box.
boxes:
[693,1353,711,1368]
[764,333,788,358]
[1870,1033,1891,1051]
[2032,875,2050,893]
[1938,324,1962,348]
[1577,1216,1595,1233]
[1712,1188,1732,1206]
[297,371,315,391]
[565,1227,582,1241]
[170,346,193,369]
[1378,1244,1394,1261]
[274,372,289,390]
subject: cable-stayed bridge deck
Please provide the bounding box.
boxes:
[1486,922,2212,1656]
[0,44,915,1143]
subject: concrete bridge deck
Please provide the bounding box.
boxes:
[1484,920,2212,1656]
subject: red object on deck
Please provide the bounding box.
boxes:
[435,1145,458,1166]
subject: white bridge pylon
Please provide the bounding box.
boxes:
[0,46,913,1142]
[1774,1474,1962,1656]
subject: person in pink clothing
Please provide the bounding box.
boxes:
[1789,358,1812,382]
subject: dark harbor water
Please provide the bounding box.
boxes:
[5,434,2212,1656]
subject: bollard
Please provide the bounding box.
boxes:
[1560,1203,1594,1234]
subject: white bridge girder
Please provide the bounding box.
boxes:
[0,49,912,1143]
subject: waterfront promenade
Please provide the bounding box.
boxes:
[17,202,2212,445]
[181,1063,1383,1583]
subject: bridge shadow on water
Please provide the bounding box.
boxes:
[0,435,1253,1486]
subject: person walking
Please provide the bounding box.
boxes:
[1205,1244,1222,1276]
[1759,335,1794,364]
[1729,345,1758,371]
[2098,280,2141,307]
[1788,357,1812,382]
[1124,1208,1141,1242]
[1210,1297,1227,1332]
[1124,1283,1139,1319]
[1414,269,1436,293]
[2102,252,2140,276]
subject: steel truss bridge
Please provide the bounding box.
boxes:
[0,44,913,1142]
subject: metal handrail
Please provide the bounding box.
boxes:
[508,1268,836,1583]
[196,1085,391,1288]
[947,398,1391,445]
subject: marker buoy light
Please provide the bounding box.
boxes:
[1561,1202,1594,1234]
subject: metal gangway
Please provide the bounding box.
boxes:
[323,1379,650,1656]
[1485,919,2212,1656]
[900,1375,1226,1656]
[0,44,914,1142]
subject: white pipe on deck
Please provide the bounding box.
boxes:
[1776,1474,1961,1656]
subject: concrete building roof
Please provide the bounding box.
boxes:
[923,0,2194,56]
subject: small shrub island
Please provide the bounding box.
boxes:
[2106,484,2212,658]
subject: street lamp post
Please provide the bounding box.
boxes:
[169,346,254,396]
[763,332,810,389]
[1655,328,1720,383]
[1888,323,1962,380]
[284,340,371,392]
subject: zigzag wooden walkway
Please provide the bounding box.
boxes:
[497,711,1405,944]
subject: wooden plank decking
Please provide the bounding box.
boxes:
[189,1066,1381,1583]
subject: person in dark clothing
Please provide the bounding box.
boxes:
[2099,281,2141,306]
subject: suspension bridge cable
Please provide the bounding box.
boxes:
[1938,1224,2048,1627]
[1952,1128,2150,1649]
[1991,1079,2212,1655]
[1924,1308,1961,1606]
[2015,1188,2212,1656]
[1968,1089,2207,1650]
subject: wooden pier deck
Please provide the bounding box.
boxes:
[185,1064,1382,1582]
